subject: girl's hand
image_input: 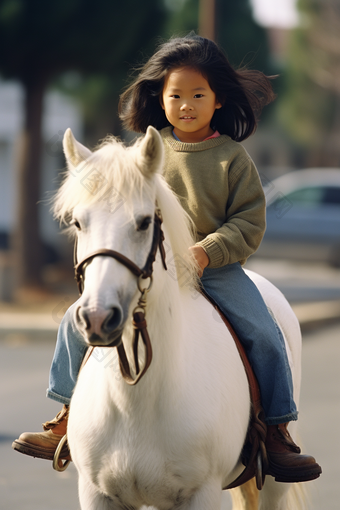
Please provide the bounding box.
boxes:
[189,245,209,277]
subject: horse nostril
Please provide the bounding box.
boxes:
[77,307,91,330]
[102,307,122,334]
[76,306,123,337]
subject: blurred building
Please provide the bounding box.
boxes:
[0,80,82,260]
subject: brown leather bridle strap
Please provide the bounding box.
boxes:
[117,311,153,385]
[74,210,166,295]
[143,209,167,277]
[75,249,143,293]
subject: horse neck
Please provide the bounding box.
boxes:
[112,272,187,404]
[149,274,185,365]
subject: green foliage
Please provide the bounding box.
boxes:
[0,0,168,140]
[0,0,166,83]
[278,0,340,147]
[163,0,271,72]
[216,0,271,73]
[0,0,272,137]
[163,0,198,37]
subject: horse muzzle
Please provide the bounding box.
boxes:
[76,306,124,347]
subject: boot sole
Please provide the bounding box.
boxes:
[12,439,71,461]
[267,462,322,483]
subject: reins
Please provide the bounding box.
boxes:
[74,208,167,385]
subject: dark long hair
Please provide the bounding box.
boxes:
[119,34,276,142]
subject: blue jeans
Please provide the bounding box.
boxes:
[47,263,298,425]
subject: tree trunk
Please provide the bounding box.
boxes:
[199,0,216,41]
[13,78,46,288]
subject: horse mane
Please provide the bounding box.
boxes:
[53,136,147,224]
[154,176,199,288]
[53,135,199,288]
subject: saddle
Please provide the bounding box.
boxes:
[199,288,268,491]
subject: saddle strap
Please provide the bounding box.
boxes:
[199,288,268,491]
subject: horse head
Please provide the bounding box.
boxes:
[60,126,164,347]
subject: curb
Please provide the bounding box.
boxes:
[291,300,340,330]
[0,312,59,332]
[1,300,340,342]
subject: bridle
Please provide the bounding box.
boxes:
[73,208,167,385]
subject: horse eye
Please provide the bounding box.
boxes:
[70,218,81,230]
[137,216,152,231]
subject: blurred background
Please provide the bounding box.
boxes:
[0,1,339,509]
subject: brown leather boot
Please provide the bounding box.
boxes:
[265,422,321,483]
[12,405,71,462]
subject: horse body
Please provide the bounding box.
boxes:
[69,266,250,509]
[57,127,306,510]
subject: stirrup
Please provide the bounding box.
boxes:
[53,435,71,472]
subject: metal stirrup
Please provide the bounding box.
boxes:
[53,435,71,472]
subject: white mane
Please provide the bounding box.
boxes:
[54,137,147,222]
[54,135,199,287]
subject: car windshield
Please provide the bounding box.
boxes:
[279,186,340,206]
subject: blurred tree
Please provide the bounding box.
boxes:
[216,0,272,74]
[163,0,272,73]
[199,0,216,40]
[163,0,198,36]
[0,0,165,290]
[278,0,340,166]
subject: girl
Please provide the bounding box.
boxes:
[13,34,321,483]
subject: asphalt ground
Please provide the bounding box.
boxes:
[1,259,339,509]
[1,259,340,341]
[1,321,339,510]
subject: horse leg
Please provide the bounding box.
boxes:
[257,477,305,510]
[230,478,308,510]
[229,479,259,510]
[185,479,222,510]
[78,476,115,510]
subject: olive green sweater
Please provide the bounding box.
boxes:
[160,126,266,268]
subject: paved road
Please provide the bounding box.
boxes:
[245,258,340,303]
[1,321,339,510]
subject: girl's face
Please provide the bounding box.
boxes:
[161,67,222,143]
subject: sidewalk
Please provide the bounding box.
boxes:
[1,258,340,340]
[292,299,340,329]
[1,291,339,343]
[0,292,77,343]
[246,258,340,329]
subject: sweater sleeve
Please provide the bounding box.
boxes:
[196,154,266,268]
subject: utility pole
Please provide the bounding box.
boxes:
[198,0,216,41]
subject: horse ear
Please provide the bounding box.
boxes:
[63,128,92,168]
[138,126,164,177]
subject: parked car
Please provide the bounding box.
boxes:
[254,169,340,266]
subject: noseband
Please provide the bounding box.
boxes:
[73,208,167,385]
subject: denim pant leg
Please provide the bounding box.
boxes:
[201,263,298,425]
[46,300,88,405]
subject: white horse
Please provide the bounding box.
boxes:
[54,126,307,510]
